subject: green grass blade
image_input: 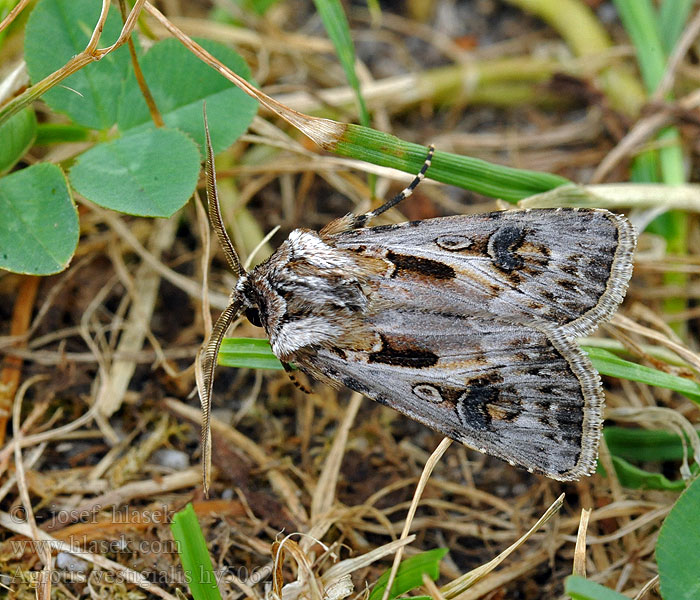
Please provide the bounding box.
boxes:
[583,347,700,405]
[313,0,370,128]
[335,125,570,203]
[599,455,688,492]
[604,426,690,462]
[657,127,686,185]
[170,503,223,600]
[368,549,448,600]
[219,338,284,370]
[613,0,666,94]
[35,123,92,144]
[629,149,659,183]
[658,0,695,53]
[565,575,631,599]
[602,428,695,491]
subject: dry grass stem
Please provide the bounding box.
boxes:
[381,437,452,600]
[441,494,564,597]
[97,217,178,417]
[309,392,363,525]
[573,508,591,577]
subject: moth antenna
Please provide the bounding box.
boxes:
[355,144,435,228]
[195,297,243,496]
[203,104,245,277]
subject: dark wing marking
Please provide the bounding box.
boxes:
[327,208,635,337]
[295,311,603,481]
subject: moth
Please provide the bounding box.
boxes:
[196,113,636,484]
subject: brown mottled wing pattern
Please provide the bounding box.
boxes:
[304,208,636,480]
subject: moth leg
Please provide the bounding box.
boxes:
[282,362,313,394]
[355,144,435,228]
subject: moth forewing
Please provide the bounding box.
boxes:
[554,210,636,340]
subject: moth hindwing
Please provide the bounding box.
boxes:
[198,114,636,483]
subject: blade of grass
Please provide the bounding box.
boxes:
[600,455,688,492]
[577,337,689,368]
[313,0,369,128]
[658,0,695,53]
[35,123,92,144]
[605,426,692,462]
[368,549,447,600]
[582,346,700,404]
[170,503,223,600]
[565,575,631,600]
[613,0,666,92]
[336,125,570,203]
[219,337,284,370]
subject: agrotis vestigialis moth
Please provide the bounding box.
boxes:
[196,114,636,485]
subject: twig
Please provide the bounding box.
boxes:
[0,0,147,126]
[0,0,32,34]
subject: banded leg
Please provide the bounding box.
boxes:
[282,362,312,394]
[354,144,435,228]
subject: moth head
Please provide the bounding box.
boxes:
[196,104,247,494]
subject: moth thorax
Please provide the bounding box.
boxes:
[242,233,373,358]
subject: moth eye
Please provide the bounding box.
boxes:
[245,307,263,327]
